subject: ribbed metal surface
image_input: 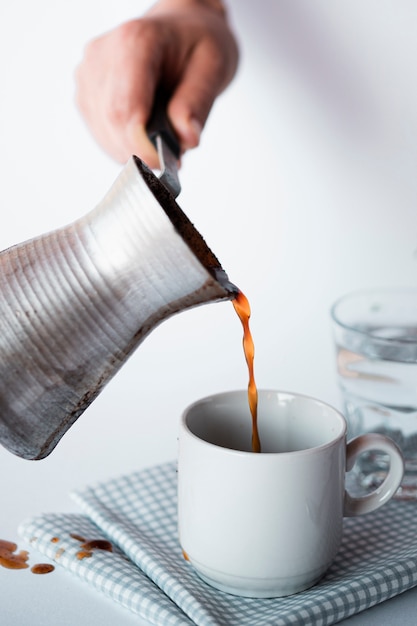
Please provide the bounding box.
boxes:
[0,158,232,459]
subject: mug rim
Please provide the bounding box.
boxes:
[180,389,347,457]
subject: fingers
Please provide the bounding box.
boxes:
[75,8,238,167]
[168,32,238,151]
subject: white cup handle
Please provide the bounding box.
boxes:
[344,433,405,517]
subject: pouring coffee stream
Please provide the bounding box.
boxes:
[232,291,260,453]
[148,99,260,452]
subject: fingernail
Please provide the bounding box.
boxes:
[176,117,202,149]
[189,118,202,145]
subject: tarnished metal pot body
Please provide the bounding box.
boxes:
[0,157,236,459]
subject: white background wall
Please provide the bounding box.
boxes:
[0,2,416,622]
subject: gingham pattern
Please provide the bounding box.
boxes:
[19,462,417,626]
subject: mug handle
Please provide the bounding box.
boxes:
[344,433,404,517]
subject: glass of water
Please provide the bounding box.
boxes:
[331,288,417,500]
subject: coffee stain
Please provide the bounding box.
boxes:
[70,533,113,560]
[0,540,29,570]
[31,563,55,574]
[0,539,54,574]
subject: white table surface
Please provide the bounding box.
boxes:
[2,1,417,624]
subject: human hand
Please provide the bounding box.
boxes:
[75,0,239,167]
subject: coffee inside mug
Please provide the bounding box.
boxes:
[185,390,345,453]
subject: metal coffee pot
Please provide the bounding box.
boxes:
[0,151,237,460]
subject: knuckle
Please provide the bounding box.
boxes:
[113,18,160,49]
[106,99,130,127]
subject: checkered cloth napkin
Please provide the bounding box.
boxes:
[19,462,417,626]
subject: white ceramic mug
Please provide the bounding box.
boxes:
[177,390,404,598]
